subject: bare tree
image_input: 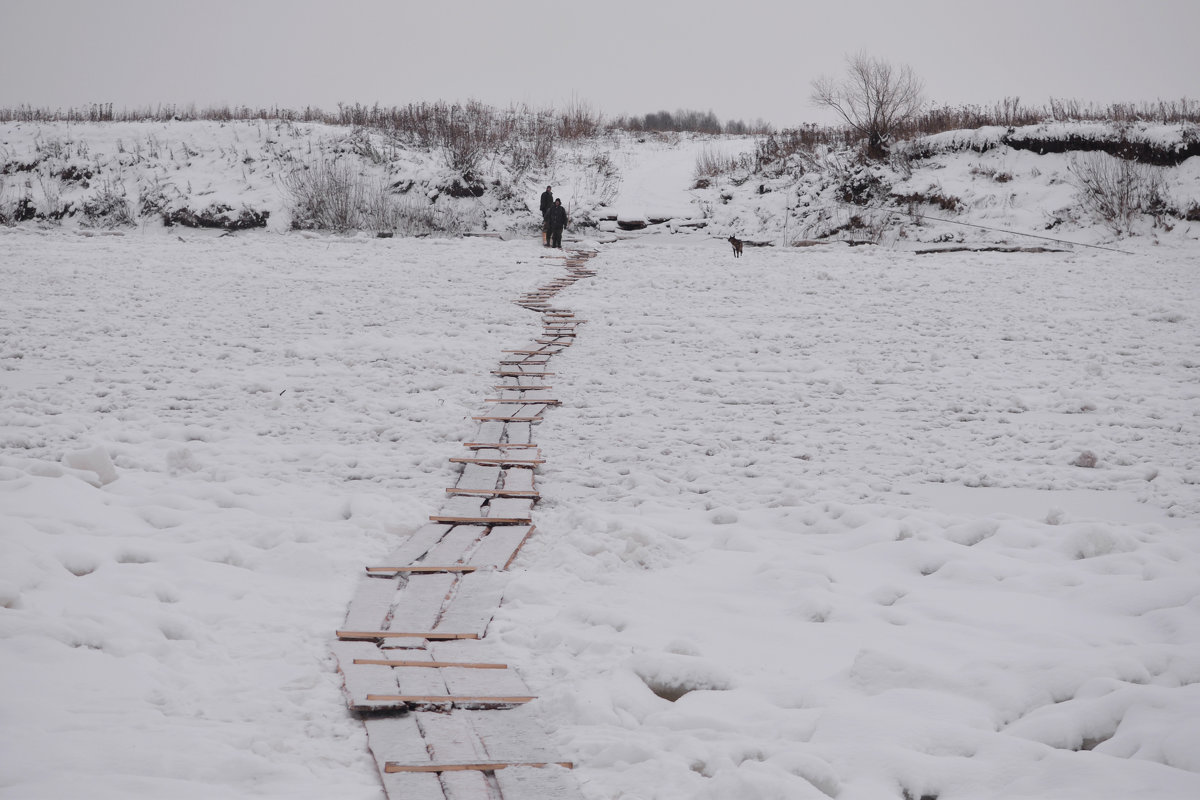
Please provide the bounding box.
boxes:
[811,53,925,157]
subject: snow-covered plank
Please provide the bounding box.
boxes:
[471,419,505,444]
[438,495,486,518]
[415,713,493,800]
[434,571,508,638]
[505,422,534,444]
[377,523,453,569]
[455,463,502,492]
[331,640,405,711]
[500,468,535,494]
[423,525,488,565]
[363,716,446,800]
[387,573,457,632]
[388,645,452,700]
[440,662,533,705]
[495,766,583,800]
[485,497,534,521]
[466,525,535,570]
[342,575,401,630]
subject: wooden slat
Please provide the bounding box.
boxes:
[364,716,446,800]
[467,525,536,570]
[500,468,535,493]
[332,640,402,711]
[491,371,555,377]
[423,524,488,565]
[484,497,534,521]
[449,457,545,465]
[366,565,479,574]
[463,442,540,449]
[337,630,480,640]
[388,572,457,632]
[342,575,402,630]
[354,659,508,669]
[446,487,539,498]
[456,462,502,491]
[434,570,508,637]
[385,761,571,773]
[376,523,453,570]
[429,516,530,526]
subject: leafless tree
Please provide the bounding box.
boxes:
[811,53,925,158]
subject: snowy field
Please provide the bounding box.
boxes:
[2,222,1198,800]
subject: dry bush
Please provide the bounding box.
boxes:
[281,158,461,235]
[1068,152,1167,235]
[693,146,753,181]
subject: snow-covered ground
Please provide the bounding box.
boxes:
[2,124,1199,800]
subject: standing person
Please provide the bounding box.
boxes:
[539,186,554,247]
[549,198,568,249]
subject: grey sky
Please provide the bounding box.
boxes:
[2,0,1196,127]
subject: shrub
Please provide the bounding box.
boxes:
[1068,152,1166,235]
[81,180,134,228]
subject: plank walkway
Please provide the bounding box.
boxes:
[333,249,596,800]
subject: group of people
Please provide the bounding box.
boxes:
[539,186,567,248]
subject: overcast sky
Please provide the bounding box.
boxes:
[2,0,1196,127]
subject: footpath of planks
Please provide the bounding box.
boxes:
[332,250,597,800]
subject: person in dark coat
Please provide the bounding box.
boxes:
[548,198,568,248]
[539,186,554,246]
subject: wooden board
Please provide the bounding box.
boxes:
[500,468,535,494]
[342,575,402,631]
[456,462,501,491]
[363,716,446,800]
[423,525,488,566]
[331,640,403,711]
[434,570,509,638]
[388,572,457,632]
[483,498,535,521]
[376,524,453,570]
[466,525,535,570]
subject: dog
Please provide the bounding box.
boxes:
[728,236,743,257]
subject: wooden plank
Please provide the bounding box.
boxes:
[472,419,505,444]
[423,524,488,565]
[435,570,509,637]
[376,523,453,569]
[500,468,535,494]
[416,712,494,800]
[342,575,401,631]
[366,565,478,574]
[388,572,457,632]
[354,658,508,669]
[463,442,540,449]
[505,422,534,444]
[337,630,480,640]
[446,487,539,498]
[495,766,586,800]
[491,371,555,377]
[501,349,561,355]
[363,716,446,800]
[466,525,536,570]
[470,416,542,423]
[449,457,545,466]
[456,462,502,491]
[485,497,535,521]
[441,662,534,702]
[429,516,530,526]
[389,644,452,700]
[490,385,552,392]
[439,495,486,518]
[385,762,571,773]
[331,640,403,711]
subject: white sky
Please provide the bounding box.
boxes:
[2,0,1197,127]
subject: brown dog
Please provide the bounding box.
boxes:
[728,236,743,257]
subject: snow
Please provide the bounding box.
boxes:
[2,123,1200,800]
